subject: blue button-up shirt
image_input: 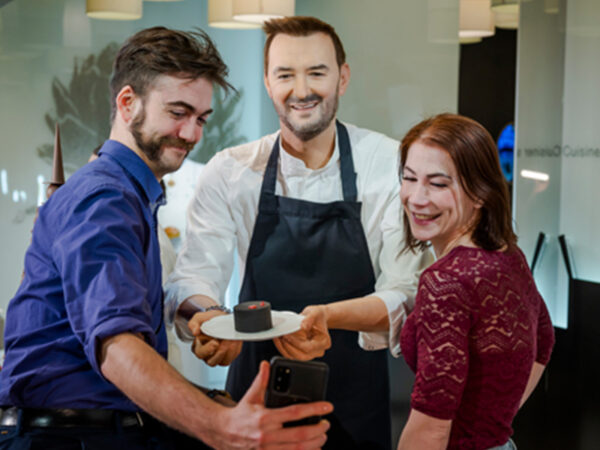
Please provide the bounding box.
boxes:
[0,140,167,411]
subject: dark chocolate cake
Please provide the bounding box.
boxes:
[234,301,273,332]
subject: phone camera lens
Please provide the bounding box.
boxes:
[274,366,291,392]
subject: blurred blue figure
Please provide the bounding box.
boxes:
[497,123,514,182]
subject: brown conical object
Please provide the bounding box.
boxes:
[50,123,65,185]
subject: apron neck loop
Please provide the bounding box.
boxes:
[260,121,358,205]
[262,136,281,198]
[336,120,358,202]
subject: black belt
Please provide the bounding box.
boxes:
[0,407,149,429]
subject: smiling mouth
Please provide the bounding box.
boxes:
[290,101,318,111]
[413,212,441,221]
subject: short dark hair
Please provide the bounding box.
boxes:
[109,26,233,122]
[400,113,517,253]
[262,16,346,74]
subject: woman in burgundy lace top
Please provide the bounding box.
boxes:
[396,114,554,449]
[276,114,554,450]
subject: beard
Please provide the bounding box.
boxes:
[130,105,195,171]
[275,91,339,142]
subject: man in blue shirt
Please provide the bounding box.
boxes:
[0,27,332,449]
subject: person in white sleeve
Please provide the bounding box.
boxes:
[164,16,433,450]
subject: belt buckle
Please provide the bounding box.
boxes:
[0,407,19,427]
[135,412,144,427]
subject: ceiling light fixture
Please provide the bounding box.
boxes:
[521,170,550,182]
[544,0,559,14]
[492,0,518,29]
[460,36,483,44]
[208,0,261,29]
[86,0,142,20]
[459,0,495,39]
[232,0,295,24]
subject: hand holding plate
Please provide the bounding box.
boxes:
[189,310,242,367]
[273,305,332,361]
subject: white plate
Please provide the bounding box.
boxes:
[200,310,303,341]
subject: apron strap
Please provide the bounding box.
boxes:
[258,121,358,212]
[336,121,358,202]
[257,136,281,213]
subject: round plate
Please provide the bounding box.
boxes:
[200,310,303,341]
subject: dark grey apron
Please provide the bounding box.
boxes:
[226,121,391,450]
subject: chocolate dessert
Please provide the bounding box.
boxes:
[234,301,273,332]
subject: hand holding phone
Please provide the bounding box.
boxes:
[265,356,329,427]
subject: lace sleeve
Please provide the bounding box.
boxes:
[410,269,474,420]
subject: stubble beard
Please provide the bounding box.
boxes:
[130,104,195,174]
[276,91,339,142]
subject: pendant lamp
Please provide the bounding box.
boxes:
[459,0,495,39]
[86,0,142,20]
[460,36,483,44]
[544,0,559,14]
[232,0,295,24]
[491,0,518,29]
[208,0,261,28]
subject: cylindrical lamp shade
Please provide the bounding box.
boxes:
[491,0,518,10]
[209,0,261,28]
[459,0,495,38]
[460,36,483,44]
[544,0,559,14]
[232,0,295,24]
[491,0,518,28]
[86,0,142,20]
[494,7,518,29]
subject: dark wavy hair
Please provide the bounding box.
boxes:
[400,113,516,253]
[109,26,233,122]
[262,16,346,74]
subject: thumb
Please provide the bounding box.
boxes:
[188,315,202,336]
[240,360,270,406]
[300,311,317,332]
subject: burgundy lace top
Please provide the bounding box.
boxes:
[400,246,554,450]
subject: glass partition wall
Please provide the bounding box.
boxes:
[514,0,600,329]
[0,0,266,387]
[0,0,460,390]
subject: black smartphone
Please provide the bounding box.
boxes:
[265,356,329,427]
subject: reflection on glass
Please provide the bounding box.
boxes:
[37,175,45,206]
[1,170,7,195]
[520,169,549,182]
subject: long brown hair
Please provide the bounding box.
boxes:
[262,16,346,74]
[400,113,516,252]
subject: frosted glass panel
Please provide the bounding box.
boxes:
[0,0,461,383]
[0,0,264,386]
[514,0,600,329]
[559,0,600,284]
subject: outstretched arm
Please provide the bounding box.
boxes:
[100,332,333,449]
[273,296,388,360]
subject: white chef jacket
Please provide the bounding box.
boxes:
[164,122,433,356]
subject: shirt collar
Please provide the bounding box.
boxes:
[279,130,340,178]
[98,140,165,207]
